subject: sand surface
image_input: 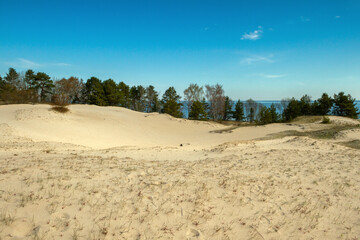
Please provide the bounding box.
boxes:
[0,104,360,239]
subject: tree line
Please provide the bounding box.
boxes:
[0,67,358,123]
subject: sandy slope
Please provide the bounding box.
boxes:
[0,104,360,239]
[0,104,301,148]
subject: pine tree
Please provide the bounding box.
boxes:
[161,87,183,118]
[283,98,302,121]
[313,93,333,115]
[145,85,160,112]
[233,100,244,121]
[258,106,272,124]
[33,72,54,102]
[300,94,312,115]
[189,100,207,120]
[333,92,359,119]
[84,77,106,106]
[4,68,19,87]
[103,79,120,106]
[269,103,278,122]
[24,69,36,89]
[118,81,130,108]
[223,96,233,120]
[249,108,255,122]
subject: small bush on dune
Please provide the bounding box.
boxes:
[51,93,70,113]
[321,116,330,124]
[51,106,69,113]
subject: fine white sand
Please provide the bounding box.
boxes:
[0,104,359,239]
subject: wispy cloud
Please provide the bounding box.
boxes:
[53,63,71,67]
[300,16,311,22]
[4,58,71,69]
[241,26,263,40]
[241,54,274,64]
[335,16,341,19]
[261,74,286,79]
[16,58,41,68]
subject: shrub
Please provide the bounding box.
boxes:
[51,93,70,113]
[321,116,330,124]
[51,106,69,113]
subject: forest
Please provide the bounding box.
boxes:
[0,67,358,124]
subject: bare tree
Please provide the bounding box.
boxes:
[205,84,225,120]
[244,98,261,122]
[277,98,291,115]
[183,83,204,116]
[53,77,83,105]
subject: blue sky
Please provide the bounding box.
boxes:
[1,0,360,100]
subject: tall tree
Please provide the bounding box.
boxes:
[205,84,225,120]
[54,77,83,105]
[129,85,146,111]
[84,77,106,106]
[332,92,359,118]
[312,93,333,115]
[223,96,233,120]
[161,87,183,118]
[189,100,207,120]
[4,68,20,88]
[233,100,244,121]
[258,106,272,125]
[300,94,312,115]
[33,72,54,102]
[118,81,130,108]
[103,79,120,106]
[24,69,36,89]
[0,75,4,89]
[269,103,278,123]
[283,98,302,121]
[145,85,160,112]
[244,99,259,122]
[184,84,204,116]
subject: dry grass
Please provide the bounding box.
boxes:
[260,125,360,140]
[51,106,70,113]
[339,140,360,150]
[291,116,323,124]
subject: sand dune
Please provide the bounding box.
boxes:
[0,104,302,148]
[0,104,360,239]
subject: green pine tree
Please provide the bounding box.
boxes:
[233,100,244,121]
[333,92,359,119]
[161,87,183,118]
[84,77,106,106]
[33,72,54,102]
[189,100,208,120]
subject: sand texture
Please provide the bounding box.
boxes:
[0,104,360,239]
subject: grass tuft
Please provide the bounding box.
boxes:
[321,116,331,124]
[51,106,69,113]
[339,140,360,150]
[260,125,360,140]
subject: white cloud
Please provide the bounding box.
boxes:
[241,26,263,40]
[53,63,71,67]
[262,74,286,79]
[241,54,274,64]
[4,58,71,69]
[335,16,341,19]
[17,58,41,68]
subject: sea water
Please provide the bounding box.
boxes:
[181,100,360,119]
